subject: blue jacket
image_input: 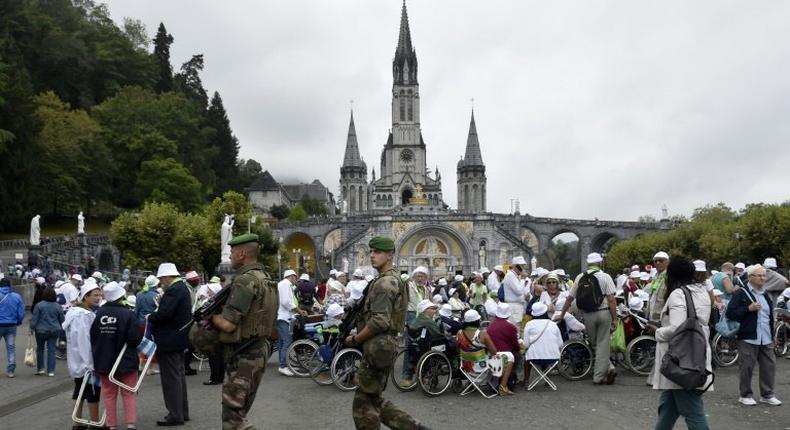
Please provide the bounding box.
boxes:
[726,286,774,341]
[91,301,142,374]
[148,280,192,354]
[135,289,158,325]
[0,286,25,326]
[30,301,64,333]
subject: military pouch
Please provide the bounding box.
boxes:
[189,321,221,355]
[363,334,398,370]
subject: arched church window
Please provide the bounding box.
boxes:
[400,98,405,121]
[358,187,364,211]
[407,96,413,121]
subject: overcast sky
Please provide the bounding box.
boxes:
[105,0,790,221]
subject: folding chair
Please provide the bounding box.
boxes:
[459,358,498,398]
[110,334,157,392]
[527,360,558,391]
[72,371,106,427]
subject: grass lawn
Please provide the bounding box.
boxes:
[0,217,112,240]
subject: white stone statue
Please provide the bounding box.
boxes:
[30,215,41,246]
[478,243,486,268]
[77,211,85,234]
[220,214,234,263]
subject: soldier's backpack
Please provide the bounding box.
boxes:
[575,270,604,312]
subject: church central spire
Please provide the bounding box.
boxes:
[393,1,418,85]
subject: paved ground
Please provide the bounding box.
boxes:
[2,321,790,429]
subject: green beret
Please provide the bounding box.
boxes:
[368,236,395,252]
[228,233,259,247]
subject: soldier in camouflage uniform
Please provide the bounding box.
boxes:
[344,236,430,430]
[211,233,278,430]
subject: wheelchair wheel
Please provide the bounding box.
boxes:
[417,351,452,396]
[55,338,68,361]
[391,349,418,391]
[625,335,656,376]
[331,348,362,391]
[558,340,592,380]
[287,339,319,377]
[309,348,335,386]
[712,333,738,367]
[773,324,788,357]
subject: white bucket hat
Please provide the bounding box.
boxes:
[439,304,453,317]
[412,266,429,277]
[102,281,126,303]
[417,299,438,313]
[156,263,179,278]
[630,271,641,279]
[352,268,365,278]
[480,267,490,274]
[438,278,447,286]
[586,253,603,264]
[493,265,503,272]
[693,260,707,272]
[79,282,100,301]
[495,302,512,319]
[144,275,160,288]
[531,302,548,317]
[326,303,344,318]
[464,309,481,323]
[71,273,83,282]
[653,251,670,261]
[454,274,464,282]
[628,296,644,311]
[283,269,297,279]
[763,257,778,269]
[299,273,310,281]
[432,294,443,304]
[511,256,528,266]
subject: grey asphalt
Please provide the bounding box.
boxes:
[2,326,789,429]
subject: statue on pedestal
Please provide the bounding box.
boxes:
[220,214,234,264]
[30,215,41,246]
[77,211,85,235]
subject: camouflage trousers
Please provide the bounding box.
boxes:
[222,340,270,430]
[352,355,418,429]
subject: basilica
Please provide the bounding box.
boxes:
[272,3,661,278]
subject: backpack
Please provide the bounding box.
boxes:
[575,271,604,312]
[298,281,315,306]
[497,284,505,302]
[659,286,714,391]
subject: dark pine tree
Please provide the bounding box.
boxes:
[153,23,174,93]
[174,54,208,109]
[206,91,241,195]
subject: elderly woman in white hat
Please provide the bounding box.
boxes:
[502,256,530,327]
[456,309,514,395]
[447,287,468,313]
[438,303,462,336]
[522,302,563,387]
[433,278,449,303]
[469,271,488,312]
[325,271,347,308]
[401,300,442,385]
[407,266,432,327]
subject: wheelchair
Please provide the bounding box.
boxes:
[391,327,460,396]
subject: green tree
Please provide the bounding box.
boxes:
[174,54,208,109]
[152,23,174,93]
[546,239,581,276]
[287,204,308,222]
[269,204,290,220]
[206,91,240,195]
[136,158,203,212]
[238,159,263,189]
[300,195,328,216]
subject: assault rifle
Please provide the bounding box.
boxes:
[339,275,378,338]
[179,285,232,331]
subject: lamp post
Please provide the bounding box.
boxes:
[292,248,302,273]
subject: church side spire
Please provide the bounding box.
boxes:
[461,110,484,166]
[342,110,366,169]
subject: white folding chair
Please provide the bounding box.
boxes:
[109,336,157,392]
[459,358,498,398]
[527,360,558,391]
[71,371,106,427]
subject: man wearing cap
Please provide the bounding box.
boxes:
[62,274,82,306]
[209,234,278,430]
[344,236,428,430]
[147,262,192,426]
[503,256,530,326]
[400,266,431,382]
[276,269,300,377]
[557,252,617,385]
[646,251,670,323]
[487,265,504,300]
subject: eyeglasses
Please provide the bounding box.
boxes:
[653,259,667,263]
[546,281,558,285]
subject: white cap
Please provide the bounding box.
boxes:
[631,264,641,271]
[412,266,429,277]
[326,303,344,318]
[208,283,222,295]
[735,262,746,270]
[438,278,447,286]
[102,281,126,303]
[91,271,103,279]
[71,274,83,282]
[495,302,512,319]
[531,302,548,317]
[352,268,365,278]
[156,263,179,278]
[283,269,297,279]
[417,299,438,313]
[493,265,503,272]
[35,276,46,284]
[432,294,443,304]
[637,290,650,301]
[641,272,651,281]
[329,269,337,276]
[480,267,490,274]
[185,271,200,280]
[712,289,724,297]
[448,288,457,296]
[454,274,464,282]
[511,256,528,266]
[485,299,498,317]
[628,296,644,311]
[653,251,670,261]
[439,303,453,317]
[586,253,603,264]
[630,271,641,279]
[763,258,778,269]
[144,275,160,288]
[693,260,707,272]
[299,273,310,281]
[125,294,136,306]
[464,309,481,322]
[335,271,346,278]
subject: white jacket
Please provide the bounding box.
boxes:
[62,306,96,378]
[523,319,563,361]
[651,283,713,391]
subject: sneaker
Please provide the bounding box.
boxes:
[36,369,45,375]
[739,397,757,406]
[7,372,14,378]
[278,367,294,377]
[759,396,782,406]
[47,372,55,377]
